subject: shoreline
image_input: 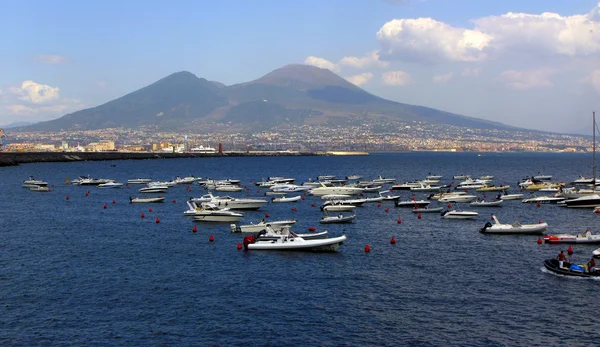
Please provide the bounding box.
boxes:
[0,150,369,167]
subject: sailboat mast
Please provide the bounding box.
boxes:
[594,111,596,188]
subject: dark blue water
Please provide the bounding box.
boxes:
[1,153,599,346]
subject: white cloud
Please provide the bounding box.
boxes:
[10,80,61,104]
[433,72,453,84]
[345,72,373,86]
[304,56,340,72]
[377,18,491,63]
[500,69,554,90]
[592,70,600,93]
[95,81,107,88]
[33,54,67,64]
[381,70,411,85]
[339,51,389,68]
[462,67,481,76]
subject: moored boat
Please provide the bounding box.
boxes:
[129,196,165,203]
[271,195,302,203]
[243,228,346,252]
[543,229,600,244]
[320,213,356,224]
[543,259,600,277]
[441,209,478,219]
[479,215,548,234]
[469,200,503,207]
[230,219,297,233]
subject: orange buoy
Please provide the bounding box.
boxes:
[568,245,574,255]
[149,207,153,212]
[309,227,316,232]
[66,195,69,201]
[265,213,269,218]
[385,208,390,213]
[141,213,145,219]
[390,236,396,244]
[209,235,215,242]
[192,225,197,233]
[365,245,371,252]
[103,203,107,209]
[417,213,422,219]
[155,217,160,224]
[537,237,543,244]
[397,218,402,224]
[237,242,242,250]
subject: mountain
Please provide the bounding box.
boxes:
[1,121,36,128]
[18,64,515,132]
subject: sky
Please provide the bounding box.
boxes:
[1,0,600,134]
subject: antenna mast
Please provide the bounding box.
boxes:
[594,111,596,188]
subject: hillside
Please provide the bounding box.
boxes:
[19,64,516,132]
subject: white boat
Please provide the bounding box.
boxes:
[364,196,385,203]
[410,183,443,192]
[438,194,477,203]
[373,175,396,184]
[129,196,165,203]
[127,178,152,184]
[230,219,297,233]
[441,209,478,219]
[479,215,548,234]
[23,176,48,187]
[428,191,467,200]
[391,182,422,190]
[426,175,443,180]
[498,193,524,200]
[396,200,430,208]
[317,175,336,181]
[533,174,553,181]
[321,194,352,201]
[522,196,565,204]
[309,183,364,196]
[215,185,243,192]
[139,186,169,193]
[29,186,51,192]
[320,213,356,224]
[73,176,115,186]
[453,174,471,180]
[172,176,199,185]
[544,229,600,244]
[271,195,302,203]
[469,200,503,207]
[379,190,400,201]
[564,194,600,208]
[191,193,267,210]
[98,182,124,188]
[322,204,356,212]
[593,248,600,258]
[243,227,346,252]
[411,207,444,213]
[189,203,244,222]
[478,175,494,180]
[345,174,363,180]
[270,184,312,192]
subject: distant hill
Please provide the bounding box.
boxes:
[17,64,517,132]
[2,121,36,128]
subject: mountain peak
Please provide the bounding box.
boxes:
[250,64,360,90]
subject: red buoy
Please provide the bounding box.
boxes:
[66,195,69,201]
[539,220,542,224]
[377,203,381,208]
[209,235,215,242]
[172,199,177,203]
[103,203,107,209]
[390,237,396,244]
[447,204,452,208]
[237,242,242,250]
[192,225,197,233]
[385,208,390,213]
[309,227,316,232]
[265,213,269,218]
[365,245,371,252]
[155,217,160,224]
[417,213,422,219]
[301,196,305,200]
[537,202,541,207]
[291,207,297,211]
[112,200,116,204]
[568,245,574,255]
[51,184,54,187]
[397,218,402,224]
[85,192,89,197]
[141,213,145,219]
[311,203,316,207]
[257,190,260,193]
[149,207,153,212]
[537,237,543,244]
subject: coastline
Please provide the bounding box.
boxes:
[0,150,368,167]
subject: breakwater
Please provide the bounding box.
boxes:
[0,150,367,167]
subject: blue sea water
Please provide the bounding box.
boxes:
[1,152,600,346]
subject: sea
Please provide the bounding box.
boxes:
[1,152,599,346]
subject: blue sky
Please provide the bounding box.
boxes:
[1,0,599,134]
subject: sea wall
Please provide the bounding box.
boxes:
[0,151,331,167]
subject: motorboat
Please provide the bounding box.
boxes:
[345,174,363,180]
[395,200,430,208]
[594,248,600,258]
[127,178,152,184]
[555,187,600,199]
[543,229,600,244]
[479,215,548,234]
[23,176,48,187]
[139,185,169,193]
[571,176,596,185]
[411,207,444,213]
[317,175,336,181]
[476,185,510,192]
[455,182,486,190]
[373,175,396,184]
[320,213,356,224]
[391,182,422,190]
[172,176,200,185]
[309,183,364,196]
[321,204,356,212]
[469,200,503,207]
[410,183,443,192]
[563,194,600,208]
[428,191,466,200]
[129,196,165,203]
[438,194,477,203]
[270,184,312,193]
[478,175,494,181]
[364,196,385,203]
[498,193,524,200]
[426,174,443,180]
[271,195,302,203]
[29,186,51,192]
[98,182,124,188]
[525,182,564,191]
[321,194,352,201]
[521,196,565,204]
[187,202,244,222]
[230,219,297,233]
[379,190,400,201]
[361,185,384,193]
[191,193,267,210]
[440,209,478,219]
[243,228,346,252]
[214,185,243,192]
[533,174,553,181]
[453,174,471,180]
[543,259,600,277]
[323,198,366,207]
[72,176,114,186]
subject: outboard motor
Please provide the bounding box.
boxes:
[243,235,256,250]
[479,222,492,233]
[440,210,448,216]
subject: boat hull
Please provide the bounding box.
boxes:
[543,259,600,277]
[247,235,346,252]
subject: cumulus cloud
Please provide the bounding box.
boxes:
[462,67,482,76]
[10,80,60,104]
[33,54,67,64]
[304,56,340,72]
[340,51,389,68]
[381,70,411,85]
[345,72,374,86]
[500,69,554,90]
[592,70,600,93]
[377,18,491,63]
[433,72,453,84]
